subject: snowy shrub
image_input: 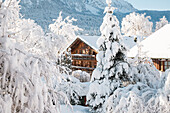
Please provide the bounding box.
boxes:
[145,70,170,113]
[105,70,170,113]
[135,63,160,89]
[57,74,88,105]
[105,83,156,113]
[0,37,65,113]
[121,12,153,37]
[156,16,169,31]
[86,1,134,112]
[128,40,160,89]
[72,70,90,82]
[163,69,170,91]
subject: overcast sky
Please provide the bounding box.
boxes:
[125,0,170,10]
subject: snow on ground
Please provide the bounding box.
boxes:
[61,105,90,113]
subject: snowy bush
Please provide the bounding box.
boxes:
[145,70,170,113]
[121,12,153,37]
[57,74,89,105]
[105,69,170,113]
[156,16,169,31]
[135,63,160,89]
[104,83,156,113]
[161,69,170,92]
[72,70,90,82]
[0,37,66,113]
[128,39,160,89]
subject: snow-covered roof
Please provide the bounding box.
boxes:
[60,35,99,55]
[122,36,137,49]
[78,35,99,51]
[61,35,136,54]
[127,24,170,59]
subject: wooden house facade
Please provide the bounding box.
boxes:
[63,36,99,75]
[63,24,170,75]
[152,59,170,71]
[128,24,170,71]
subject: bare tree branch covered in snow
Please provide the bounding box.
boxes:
[155,16,169,31]
[48,11,83,54]
[0,0,70,112]
[121,12,153,37]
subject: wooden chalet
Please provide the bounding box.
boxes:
[63,24,170,75]
[128,24,170,71]
[63,36,99,75]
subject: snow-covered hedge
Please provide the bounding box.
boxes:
[105,69,170,113]
[72,70,90,82]
[135,63,160,89]
[58,74,89,105]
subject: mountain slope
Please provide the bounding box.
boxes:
[19,0,170,35]
[19,0,136,35]
[21,0,136,14]
[84,0,136,14]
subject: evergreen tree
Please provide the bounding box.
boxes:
[86,0,133,112]
[58,48,72,74]
[63,48,72,69]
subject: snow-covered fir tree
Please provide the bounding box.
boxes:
[121,12,153,37]
[57,48,72,75]
[59,48,72,69]
[155,16,169,31]
[86,0,134,112]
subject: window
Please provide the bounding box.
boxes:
[79,50,82,54]
[93,51,96,55]
[164,60,170,71]
[90,62,92,67]
[83,50,86,54]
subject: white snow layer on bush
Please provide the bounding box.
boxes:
[57,73,90,105]
[0,38,65,113]
[105,69,170,113]
[72,70,91,82]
